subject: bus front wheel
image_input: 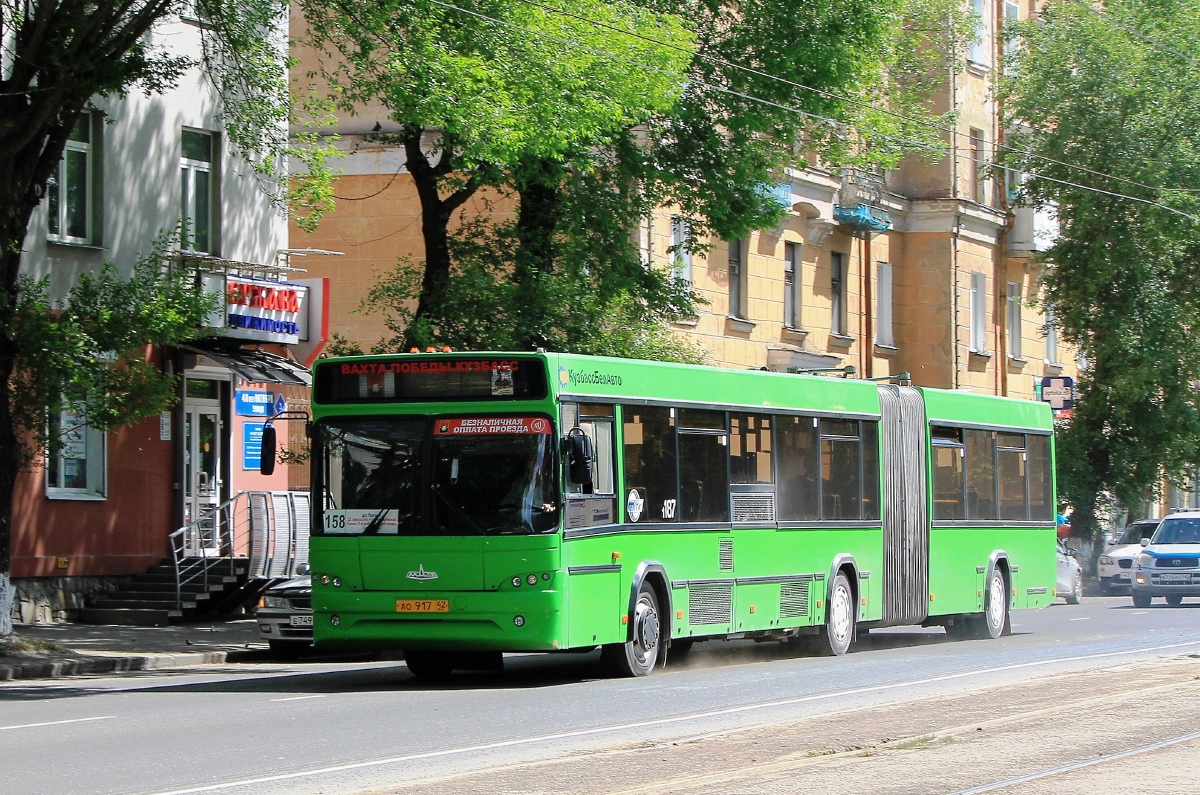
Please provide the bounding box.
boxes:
[815,572,854,656]
[404,650,455,680]
[602,584,662,676]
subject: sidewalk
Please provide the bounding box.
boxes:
[0,619,272,681]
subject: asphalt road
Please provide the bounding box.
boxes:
[2,596,1198,795]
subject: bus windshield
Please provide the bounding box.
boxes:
[432,431,558,535]
[317,415,559,536]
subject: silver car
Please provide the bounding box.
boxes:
[257,574,313,658]
[1056,540,1083,604]
[1132,511,1200,607]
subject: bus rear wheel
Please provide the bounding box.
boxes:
[404,650,455,680]
[602,584,662,676]
[979,568,1009,639]
[815,572,854,656]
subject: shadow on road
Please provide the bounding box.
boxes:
[0,627,994,701]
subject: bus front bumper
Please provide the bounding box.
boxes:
[312,589,565,652]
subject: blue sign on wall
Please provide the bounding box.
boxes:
[243,422,265,470]
[235,390,275,417]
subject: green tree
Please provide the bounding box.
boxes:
[999,0,1200,538]
[303,0,967,358]
[0,1,299,637]
[299,0,695,350]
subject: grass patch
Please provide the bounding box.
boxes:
[889,734,938,751]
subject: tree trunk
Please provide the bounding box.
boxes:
[0,167,47,639]
[401,127,478,350]
[511,156,564,350]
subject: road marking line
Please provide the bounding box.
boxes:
[0,716,116,732]
[949,730,1200,794]
[269,695,325,702]
[144,638,1200,795]
[1131,611,1148,615]
[1068,617,1090,621]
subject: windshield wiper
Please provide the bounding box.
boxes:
[361,507,391,536]
[431,483,487,536]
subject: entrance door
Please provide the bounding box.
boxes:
[184,383,224,552]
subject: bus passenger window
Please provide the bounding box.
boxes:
[821,419,862,521]
[931,426,966,521]
[679,431,730,522]
[777,415,819,521]
[862,421,880,521]
[1027,434,1054,520]
[965,429,997,520]
[730,413,773,484]
[997,433,1028,520]
[622,406,677,523]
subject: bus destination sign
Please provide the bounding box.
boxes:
[314,357,547,403]
[434,417,552,436]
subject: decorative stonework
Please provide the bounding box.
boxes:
[11,577,130,625]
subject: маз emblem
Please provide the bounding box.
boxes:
[406,565,438,581]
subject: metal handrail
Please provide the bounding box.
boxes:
[169,490,310,611]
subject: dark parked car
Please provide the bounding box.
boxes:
[257,573,312,658]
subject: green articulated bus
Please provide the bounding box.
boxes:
[305,351,1057,678]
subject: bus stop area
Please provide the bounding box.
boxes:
[0,619,269,680]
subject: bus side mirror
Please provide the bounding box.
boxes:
[260,424,277,476]
[564,430,593,491]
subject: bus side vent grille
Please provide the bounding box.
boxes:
[732,493,775,522]
[718,539,734,571]
[779,581,810,618]
[688,586,732,625]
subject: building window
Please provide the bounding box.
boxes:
[728,238,746,318]
[181,129,215,254]
[970,271,987,353]
[47,113,94,244]
[969,128,988,204]
[968,0,990,67]
[46,402,106,499]
[1044,306,1059,364]
[876,261,894,347]
[1007,281,1023,359]
[784,242,800,329]
[830,252,847,336]
[670,218,691,284]
[1003,0,1020,71]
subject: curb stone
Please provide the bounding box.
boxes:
[0,648,272,681]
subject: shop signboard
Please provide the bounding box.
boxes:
[201,274,308,345]
[1040,376,1075,413]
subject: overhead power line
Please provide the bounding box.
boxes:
[421,0,1200,222]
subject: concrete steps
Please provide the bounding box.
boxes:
[79,558,252,626]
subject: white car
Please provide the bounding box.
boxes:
[1099,519,1160,594]
[1057,540,1083,604]
[1131,511,1200,607]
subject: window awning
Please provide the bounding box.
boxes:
[181,343,311,386]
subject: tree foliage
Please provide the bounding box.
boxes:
[999,0,1200,533]
[302,0,967,359]
[8,236,218,463]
